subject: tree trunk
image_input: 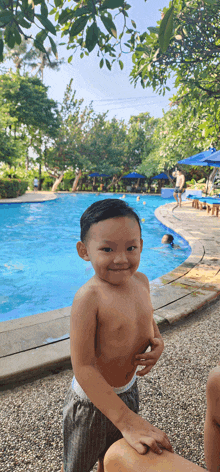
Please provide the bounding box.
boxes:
[26,150,29,171]
[51,170,65,192]
[72,169,82,192]
[38,163,41,190]
[165,170,175,186]
[206,168,218,195]
[106,174,123,191]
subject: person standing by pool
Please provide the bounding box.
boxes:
[34,177,38,192]
[61,199,173,472]
[172,169,185,207]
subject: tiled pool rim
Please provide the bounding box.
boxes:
[0,193,220,389]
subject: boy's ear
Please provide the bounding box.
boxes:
[76,241,90,261]
[140,238,143,252]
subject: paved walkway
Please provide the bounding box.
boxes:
[0,190,57,204]
[0,194,219,389]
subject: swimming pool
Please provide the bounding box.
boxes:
[0,194,191,322]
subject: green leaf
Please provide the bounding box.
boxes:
[58,9,74,24]
[204,0,218,3]
[106,59,111,70]
[0,10,13,22]
[101,15,117,38]
[8,33,16,48]
[34,38,47,53]
[0,38,3,56]
[14,28,22,45]
[36,29,47,43]
[54,0,63,6]
[41,2,48,18]
[4,25,15,48]
[159,5,174,53]
[119,60,124,70]
[100,0,124,9]
[147,26,158,34]
[100,57,104,68]
[68,55,73,63]
[70,15,90,38]
[18,17,32,28]
[72,6,91,17]
[49,36,57,58]
[35,14,57,35]
[86,22,99,52]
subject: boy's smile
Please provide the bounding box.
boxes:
[77,216,143,286]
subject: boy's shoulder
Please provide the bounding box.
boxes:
[134,271,150,291]
[74,276,98,301]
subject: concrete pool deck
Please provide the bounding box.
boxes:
[0,190,58,204]
[0,193,220,389]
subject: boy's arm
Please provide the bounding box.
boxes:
[70,287,172,455]
[134,273,164,376]
[135,320,164,376]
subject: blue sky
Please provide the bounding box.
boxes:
[2,0,174,122]
[41,0,174,122]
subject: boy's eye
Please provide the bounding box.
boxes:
[101,246,137,252]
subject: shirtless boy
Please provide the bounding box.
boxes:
[172,169,185,207]
[61,198,173,472]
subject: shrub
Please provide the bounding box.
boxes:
[0,179,28,198]
[41,176,54,191]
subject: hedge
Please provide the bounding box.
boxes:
[0,179,28,199]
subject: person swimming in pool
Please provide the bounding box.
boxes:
[61,198,173,472]
[161,234,181,249]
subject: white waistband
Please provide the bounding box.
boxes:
[72,369,137,401]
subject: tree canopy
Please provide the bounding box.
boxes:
[130,0,220,100]
[137,83,219,179]
[1,0,215,71]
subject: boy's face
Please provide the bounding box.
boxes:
[77,216,143,286]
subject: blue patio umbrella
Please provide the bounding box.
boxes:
[122,172,146,179]
[177,148,216,166]
[152,172,172,180]
[89,172,101,177]
[201,149,220,167]
[99,173,111,177]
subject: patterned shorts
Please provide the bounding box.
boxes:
[63,380,139,472]
[174,186,182,194]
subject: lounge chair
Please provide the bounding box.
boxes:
[187,195,220,216]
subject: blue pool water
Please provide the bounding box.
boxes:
[0,194,191,322]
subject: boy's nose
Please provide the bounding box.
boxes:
[113,253,128,264]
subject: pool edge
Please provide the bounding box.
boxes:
[1,200,220,389]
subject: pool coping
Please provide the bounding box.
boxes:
[1,195,220,389]
[0,191,58,204]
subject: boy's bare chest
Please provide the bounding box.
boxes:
[95,281,154,358]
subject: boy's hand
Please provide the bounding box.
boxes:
[121,410,173,455]
[134,337,164,376]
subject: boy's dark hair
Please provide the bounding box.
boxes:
[80,198,142,244]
